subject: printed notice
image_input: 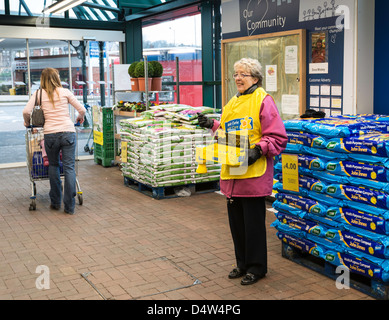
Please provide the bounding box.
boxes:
[310,85,320,95]
[285,46,298,74]
[321,97,331,108]
[331,85,342,96]
[309,62,328,74]
[310,97,320,107]
[121,141,128,163]
[320,85,331,96]
[282,95,300,115]
[93,131,103,146]
[332,98,342,109]
[266,65,277,92]
[282,154,299,193]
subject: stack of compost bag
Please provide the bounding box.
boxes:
[271,114,389,283]
[119,104,221,188]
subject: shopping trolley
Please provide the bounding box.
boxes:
[81,104,94,155]
[25,127,83,211]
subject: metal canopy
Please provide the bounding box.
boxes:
[1,0,179,22]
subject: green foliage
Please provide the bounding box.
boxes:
[150,60,163,77]
[134,61,154,78]
[128,61,139,78]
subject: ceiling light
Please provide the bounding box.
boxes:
[43,0,87,14]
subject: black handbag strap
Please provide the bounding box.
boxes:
[34,89,42,107]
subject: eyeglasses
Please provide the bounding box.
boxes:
[233,73,252,79]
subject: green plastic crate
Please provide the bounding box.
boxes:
[93,107,114,167]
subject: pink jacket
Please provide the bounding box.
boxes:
[213,95,287,198]
[23,88,86,134]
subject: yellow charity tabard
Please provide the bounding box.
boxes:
[220,87,270,180]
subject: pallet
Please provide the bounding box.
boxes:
[281,242,389,300]
[123,176,220,200]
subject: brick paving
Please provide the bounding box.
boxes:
[0,160,372,300]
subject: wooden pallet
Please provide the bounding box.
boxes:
[123,176,220,200]
[281,242,389,300]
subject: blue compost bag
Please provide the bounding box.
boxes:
[275,192,328,215]
[308,233,389,283]
[287,131,327,149]
[306,190,344,207]
[331,114,389,122]
[273,211,389,283]
[273,200,310,219]
[326,206,389,235]
[275,172,327,193]
[275,212,327,237]
[323,226,389,259]
[325,183,389,209]
[284,143,349,161]
[326,160,389,183]
[326,134,389,158]
[275,230,327,259]
[273,181,309,197]
[306,119,389,138]
[283,119,312,132]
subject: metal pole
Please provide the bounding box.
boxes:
[175,57,180,104]
[144,55,149,110]
[99,41,106,107]
[68,41,75,123]
[26,39,31,98]
[68,41,73,92]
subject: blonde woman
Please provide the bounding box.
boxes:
[23,68,86,214]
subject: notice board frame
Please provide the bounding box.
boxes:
[221,29,306,119]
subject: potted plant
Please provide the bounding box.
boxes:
[128,61,139,91]
[150,60,163,91]
[134,61,154,92]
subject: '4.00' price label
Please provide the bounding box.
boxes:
[282,154,299,192]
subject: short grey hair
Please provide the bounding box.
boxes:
[234,58,263,85]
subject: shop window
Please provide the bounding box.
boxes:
[142,6,203,107]
[0,37,120,165]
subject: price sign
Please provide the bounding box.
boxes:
[93,130,104,146]
[282,154,299,192]
[121,141,128,163]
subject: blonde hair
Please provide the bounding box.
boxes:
[234,58,263,85]
[40,68,62,107]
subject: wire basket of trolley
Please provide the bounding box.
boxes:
[22,68,87,213]
[25,127,83,211]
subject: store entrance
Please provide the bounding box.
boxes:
[0,38,120,166]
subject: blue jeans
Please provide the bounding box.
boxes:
[44,132,77,213]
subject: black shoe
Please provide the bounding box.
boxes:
[240,272,264,285]
[64,209,75,215]
[228,268,246,279]
[50,204,60,210]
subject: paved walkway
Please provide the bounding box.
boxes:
[0,160,371,300]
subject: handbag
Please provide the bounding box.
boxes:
[31,89,45,127]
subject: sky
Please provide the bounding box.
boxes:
[143,15,201,47]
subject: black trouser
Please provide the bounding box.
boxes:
[227,197,267,276]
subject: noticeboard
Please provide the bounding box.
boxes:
[221,29,306,120]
